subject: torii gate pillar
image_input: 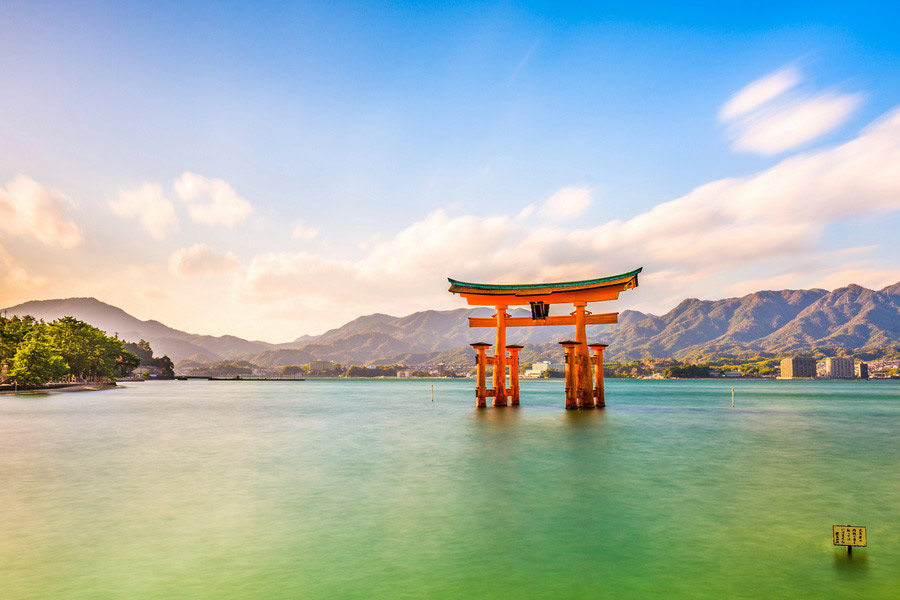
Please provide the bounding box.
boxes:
[471,342,491,407]
[559,341,580,409]
[589,343,608,408]
[493,306,508,406]
[506,344,523,405]
[573,302,596,408]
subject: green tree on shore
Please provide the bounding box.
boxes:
[0,316,39,363]
[124,339,154,362]
[2,315,140,385]
[343,365,401,377]
[279,365,306,376]
[115,349,142,378]
[9,327,69,386]
[123,339,173,377]
[47,317,138,380]
[664,363,711,378]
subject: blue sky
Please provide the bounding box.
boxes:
[1,2,898,340]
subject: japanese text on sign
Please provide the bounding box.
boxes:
[833,525,867,547]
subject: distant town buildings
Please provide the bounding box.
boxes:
[779,355,872,379]
[524,361,551,378]
[868,359,899,378]
[825,357,855,379]
[523,361,565,378]
[780,357,816,378]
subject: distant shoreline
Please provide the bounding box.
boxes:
[3,378,892,395]
[180,376,894,382]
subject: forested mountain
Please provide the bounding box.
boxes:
[286,306,634,351]
[322,283,898,364]
[1,298,629,362]
[602,284,899,360]
[4,281,897,366]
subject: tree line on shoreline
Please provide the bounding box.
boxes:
[173,356,790,379]
[178,354,897,379]
[0,315,172,387]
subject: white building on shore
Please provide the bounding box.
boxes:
[523,361,550,378]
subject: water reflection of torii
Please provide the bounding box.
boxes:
[448,268,642,409]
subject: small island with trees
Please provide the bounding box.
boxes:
[0,315,173,391]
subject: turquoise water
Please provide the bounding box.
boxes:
[1,379,898,599]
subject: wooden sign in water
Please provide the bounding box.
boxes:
[833,525,867,547]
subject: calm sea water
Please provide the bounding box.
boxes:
[1,379,898,599]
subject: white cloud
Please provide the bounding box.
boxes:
[109,182,178,240]
[237,251,357,304]
[720,65,863,155]
[234,212,526,317]
[729,92,863,155]
[0,175,83,247]
[719,66,800,121]
[516,203,536,220]
[292,222,319,241]
[169,243,241,278]
[233,107,900,319]
[538,187,593,220]
[174,172,253,228]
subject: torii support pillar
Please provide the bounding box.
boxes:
[559,341,579,410]
[493,306,508,407]
[471,342,491,407]
[573,302,596,408]
[506,344,523,406]
[589,343,608,408]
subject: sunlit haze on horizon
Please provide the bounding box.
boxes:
[1,2,898,342]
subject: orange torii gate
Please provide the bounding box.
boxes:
[448,268,641,409]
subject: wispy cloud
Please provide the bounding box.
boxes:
[109,182,177,240]
[730,92,863,155]
[718,66,800,121]
[292,221,320,241]
[174,172,253,228]
[719,65,863,155]
[0,175,83,247]
[516,203,536,220]
[538,186,593,221]
[169,243,241,277]
[507,39,541,84]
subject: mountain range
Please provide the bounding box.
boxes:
[3,281,898,366]
[601,282,899,360]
